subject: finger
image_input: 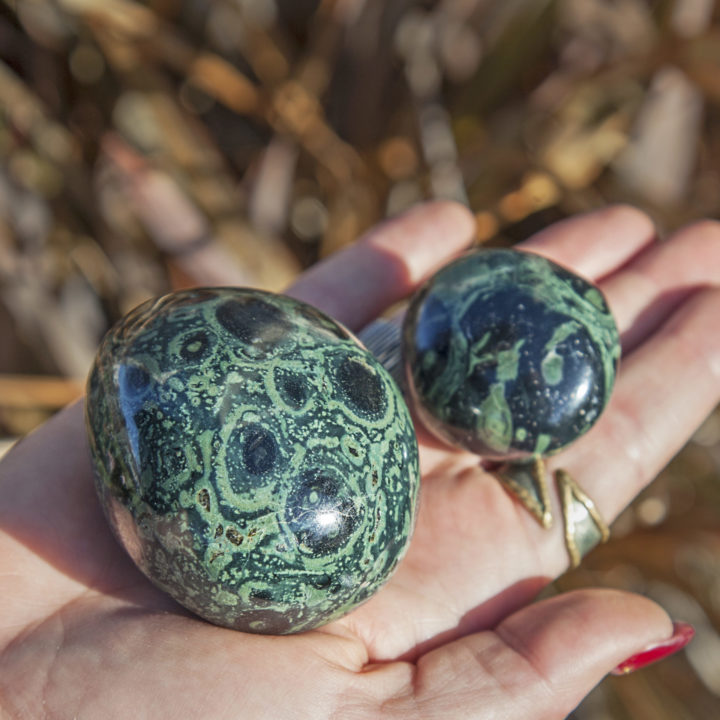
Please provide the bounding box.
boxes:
[545,287,720,569]
[102,134,288,289]
[360,590,678,720]
[520,204,657,280]
[599,220,720,352]
[286,201,475,330]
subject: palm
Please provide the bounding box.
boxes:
[2,203,719,719]
[0,402,506,716]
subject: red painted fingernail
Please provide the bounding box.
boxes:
[611,621,695,676]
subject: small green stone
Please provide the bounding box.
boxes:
[86,288,419,634]
[403,249,620,460]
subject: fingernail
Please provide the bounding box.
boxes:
[611,621,695,676]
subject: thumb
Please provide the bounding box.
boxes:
[358,589,689,720]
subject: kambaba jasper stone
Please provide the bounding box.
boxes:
[403,249,620,460]
[85,288,420,634]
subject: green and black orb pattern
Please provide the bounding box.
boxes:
[403,249,620,460]
[85,288,419,634]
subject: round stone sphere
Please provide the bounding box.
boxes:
[403,249,620,460]
[85,288,419,634]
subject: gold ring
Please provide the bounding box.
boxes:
[555,469,610,568]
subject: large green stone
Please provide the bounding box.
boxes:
[85,288,419,634]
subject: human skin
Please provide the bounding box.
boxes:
[1,202,720,719]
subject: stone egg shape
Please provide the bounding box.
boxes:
[85,288,419,634]
[403,249,620,460]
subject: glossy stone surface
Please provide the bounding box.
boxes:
[86,288,419,634]
[403,249,620,460]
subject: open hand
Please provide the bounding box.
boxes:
[2,202,718,719]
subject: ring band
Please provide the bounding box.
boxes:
[555,468,610,568]
[496,457,553,529]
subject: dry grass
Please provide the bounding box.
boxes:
[2,1,719,715]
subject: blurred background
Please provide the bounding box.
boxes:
[1,0,719,715]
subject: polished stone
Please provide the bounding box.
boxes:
[403,249,620,460]
[86,288,419,634]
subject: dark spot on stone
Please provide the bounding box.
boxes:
[337,357,386,417]
[215,297,291,350]
[372,469,378,486]
[285,469,359,554]
[226,527,244,545]
[348,445,359,457]
[274,367,308,409]
[197,488,211,511]
[215,524,223,538]
[313,574,332,589]
[166,447,186,477]
[242,425,278,475]
[180,331,211,361]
